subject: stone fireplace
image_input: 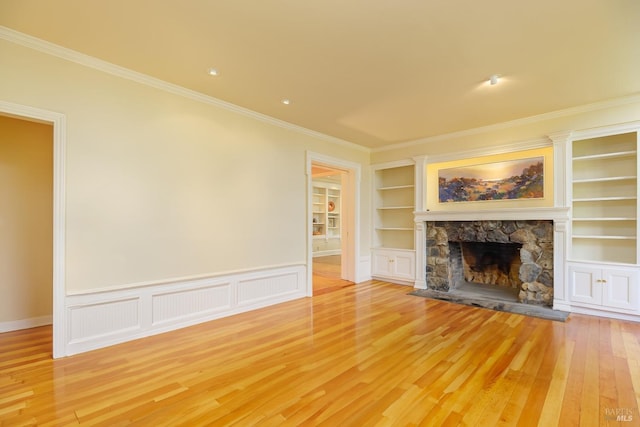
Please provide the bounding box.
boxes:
[426,220,554,306]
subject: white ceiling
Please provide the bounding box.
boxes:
[1,0,639,149]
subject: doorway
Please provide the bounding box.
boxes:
[0,101,66,358]
[0,115,53,344]
[311,166,349,294]
[307,152,361,296]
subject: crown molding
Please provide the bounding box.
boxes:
[423,136,551,164]
[373,93,640,153]
[0,26,369,153]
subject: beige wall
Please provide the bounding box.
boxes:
[0,115,53,322]
[0,39,370,294]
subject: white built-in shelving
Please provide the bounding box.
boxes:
[570,131,639,265]
[568,128,639,319]
[373,165,416,250]
[312,182,341,240]
[371,162,416,284]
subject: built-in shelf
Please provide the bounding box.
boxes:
[573,196,637,202]
[573,176,636,183]
[373,163,416,251]
[570,131,638,264]
[311,182,340,240]
[372,162,416,284]
[573,150,637,161]
[573,218,636,221]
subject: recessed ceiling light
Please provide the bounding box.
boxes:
[281,99,291,105]
[489,74,500,85]
[207,68,219,76]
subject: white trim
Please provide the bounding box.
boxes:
[371,158,415,171]
[0,26,368,154]
[552,301,572,312]
[373,94,640,153]
[0,100,66,359]
[570,120,640,140]
[415,207,570,222]
[64,264,306,355]
[66,262,305,296]
[312,249,342,258]
[371,277,415,286]
[422,137,552,164]
[0,315,53,333]
[565,305,639,323]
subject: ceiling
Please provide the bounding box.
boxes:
[1,0,639,149]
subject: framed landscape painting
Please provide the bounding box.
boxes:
[438,156,544,203]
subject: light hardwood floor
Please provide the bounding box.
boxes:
[1,280,640,426]
[312,255,353,295]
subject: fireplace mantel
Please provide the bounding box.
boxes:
[414,207,570,223]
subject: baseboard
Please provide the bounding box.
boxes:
[565,305,640,322]
[371,275,415,286]
[0,315,52,333]
[312,250,341,258]
[64,264,307,356]
[552,300,572,312]
[553,298,640,322]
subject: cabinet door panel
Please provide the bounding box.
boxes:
[372,252,393,277]
[394,253,415,280]
[569,267,601,305]
[602,269,639,311]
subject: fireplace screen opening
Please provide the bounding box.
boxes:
[454,242,523,289]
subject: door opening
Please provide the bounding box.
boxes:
[307,153,361,296]
[311,166,346,294]
[0,115,53,344]
[0,101,66,358]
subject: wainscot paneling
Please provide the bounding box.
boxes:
[69,298,140,344]
[64,264,306,356]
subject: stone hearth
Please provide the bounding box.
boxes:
[426,220,554,306]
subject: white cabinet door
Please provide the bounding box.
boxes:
[569,265,602,305]
[602,269,639,311]
[372,251,394,277]
[393,252,415,280]
[569,264,640,313]
[372,249,415,282]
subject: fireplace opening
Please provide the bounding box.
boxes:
[457,241,523,289]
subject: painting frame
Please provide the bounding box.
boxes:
[437,155,545,204]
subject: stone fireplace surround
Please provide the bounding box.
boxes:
[426,220,554,306]
[413,207,571,312]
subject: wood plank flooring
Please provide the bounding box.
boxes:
[1,280,640,426]
[312,255,353,296]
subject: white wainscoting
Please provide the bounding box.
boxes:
[0,315,52,333]
[64,264,306,356]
